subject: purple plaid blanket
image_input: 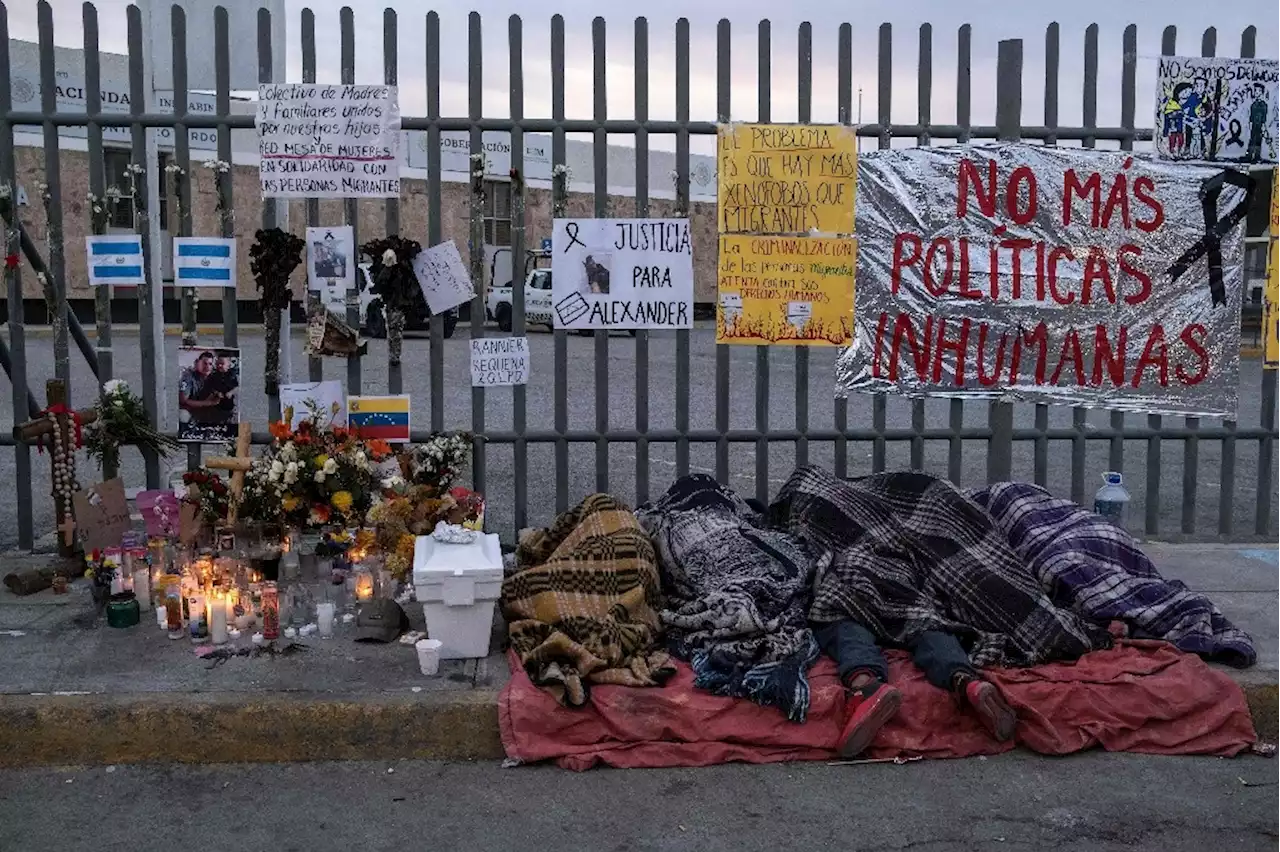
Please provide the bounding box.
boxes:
[968,482,1256,668]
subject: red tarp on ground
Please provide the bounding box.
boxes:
[498,639,1257,771]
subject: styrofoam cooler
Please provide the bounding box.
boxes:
[412,532,504,659]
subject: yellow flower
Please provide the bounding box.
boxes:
[330,491,353,513]
[282,495,300,512]
[314,453,330,469]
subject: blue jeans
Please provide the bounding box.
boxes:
[814,620,974,691]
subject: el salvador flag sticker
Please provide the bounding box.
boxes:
[86,235,145,287]
[173,237,236,288]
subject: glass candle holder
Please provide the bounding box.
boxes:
[261,582,280,640]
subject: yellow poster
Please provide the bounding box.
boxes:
[1272,166,1278,236]
[717,124,858,236]
[1265,167,1278,370]
[716,234,854,346]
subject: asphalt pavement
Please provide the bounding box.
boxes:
[0,325,1275,549]
[0,754,1276,852]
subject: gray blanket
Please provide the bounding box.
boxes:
[637,474,820,722]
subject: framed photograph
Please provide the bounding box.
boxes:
[177,346,240,444]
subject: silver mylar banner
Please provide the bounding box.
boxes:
[835,142,1252,418]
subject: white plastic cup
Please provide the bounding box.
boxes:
[415,639,443,676]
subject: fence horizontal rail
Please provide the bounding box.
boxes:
[3,111,1158,143]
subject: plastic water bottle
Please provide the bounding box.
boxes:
[1094,471,1130,528]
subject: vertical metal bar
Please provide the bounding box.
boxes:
[215,9,237,353]
[591,16,609,496]
[1106,25,1137,481]
[909,23,930,472]
[1254,23,1275,537]
[258,8,278,422]
[794,23,812,471]
[466,11,485,497]
[987,39,1020,484]
[872,23,891,473]
[948,23,971,486]
[550,14,568,512]
[674,17,691,478]
[510,14,529,530]
[633,16,651,503]
[715,18,731,485]
[128,4,161,487]
[83,4,116,480]
[1031,22,1058,488]
[172,5,201,473]
[37,2,69,387]
[425,12,444,430]
[303,9,322,385]
[0,6,35,549]
[754,19,771,505]
[384,9,402,396]
[1070,24,1099,505]
[341,8,362,403]
[834,22,851,480]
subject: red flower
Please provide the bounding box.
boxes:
[4,254,18,270]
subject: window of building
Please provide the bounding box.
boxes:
[101,148,135,230]
[483,179,512,246]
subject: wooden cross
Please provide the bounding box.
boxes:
[204,421,253,524]
[57,515,77,548]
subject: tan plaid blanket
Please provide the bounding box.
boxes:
[502,494,674,706]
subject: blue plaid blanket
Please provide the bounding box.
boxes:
[968,482,1256,668]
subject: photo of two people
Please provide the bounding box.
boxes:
[177,346,241,443]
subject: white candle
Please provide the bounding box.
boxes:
[209,594,228,645]
[316,602,335,638]
[155,606,168,629]
[284,626,298,639]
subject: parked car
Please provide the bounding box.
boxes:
[358,262,458,339]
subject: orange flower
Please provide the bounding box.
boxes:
[366,439,393,460]
[269,421,292,441]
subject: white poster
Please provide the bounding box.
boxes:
[412,241,475,314]
[173,237,235,288]
[551,218,694,330]
[279,380,346,430]
[470,337,530,387]
[86,235,145,287]
[257,83,401,198]
[306,226,355,314]
[1155,56,1279,163]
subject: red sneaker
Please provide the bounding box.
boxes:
[963,679,1017,742]
[837,682,902,758]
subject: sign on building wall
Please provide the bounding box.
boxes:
[835,143,1250,418]
[257,83,401,198]
[551,218,694,330]
[717,123,859,235]
[716,235,855,346]
[1154,56,1279,164]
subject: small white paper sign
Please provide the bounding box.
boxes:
[719,291,743,322]
[307,226,355,314]
[470,337,530,387]
[413,241,474,314]
[786,301,813,330]
[280,380,346,429]
[257,83,401,198]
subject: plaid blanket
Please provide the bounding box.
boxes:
[769,466,1112,668]
[502,494,675,706]
[969,482,1256,668]
[637,474,820,722]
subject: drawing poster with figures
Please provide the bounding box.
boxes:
[1154,56,1278,164]
[551,219,694,330]
[835,143,1249,418]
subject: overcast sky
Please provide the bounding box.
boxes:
[10,1,1279,155]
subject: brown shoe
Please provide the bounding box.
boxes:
[963,678,1017,742]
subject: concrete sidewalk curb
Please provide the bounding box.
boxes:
[0,673,1272,768]
[0,689,505,768]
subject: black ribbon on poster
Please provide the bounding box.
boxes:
[1165,169,1256,308]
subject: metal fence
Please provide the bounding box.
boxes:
[0,3,1276,551]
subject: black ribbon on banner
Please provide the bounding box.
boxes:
[1165,169,1256,308]
[562,222,586,252]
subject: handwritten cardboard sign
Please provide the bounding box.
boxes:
[72,478,132,552]
[412,240,474,314]
[257,83,401,198]
[470,336,530,386]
